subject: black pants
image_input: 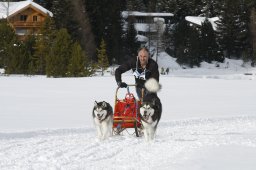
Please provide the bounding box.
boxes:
[136,87,148,100]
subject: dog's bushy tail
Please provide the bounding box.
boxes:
[144,78,161,93]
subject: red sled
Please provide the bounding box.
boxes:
[112,85,143,137]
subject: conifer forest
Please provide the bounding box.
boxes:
[0,0,256,77]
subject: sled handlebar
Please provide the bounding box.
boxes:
[115,84,144,102]
[115,84,136,95]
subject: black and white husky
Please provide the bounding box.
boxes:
[140,78,162,142]
[93,101,113,140]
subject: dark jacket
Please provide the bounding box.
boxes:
[115,57,159,86]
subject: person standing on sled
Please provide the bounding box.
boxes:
[115,47,160,99]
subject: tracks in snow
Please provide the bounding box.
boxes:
[0,116,256,170]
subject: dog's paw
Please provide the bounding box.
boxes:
[97,134,102,139]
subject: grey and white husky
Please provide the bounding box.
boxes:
[93,101,113,140]
[140,78,162,142]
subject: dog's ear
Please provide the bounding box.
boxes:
[94,101,98,107]
[102,101,107,108]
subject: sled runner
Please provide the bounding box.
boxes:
[113,85,143,137]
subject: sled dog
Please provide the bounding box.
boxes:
[93,101,113,140]
[140,78,162,142]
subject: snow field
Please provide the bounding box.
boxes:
[0,116,255,170]
[1,68,256,169]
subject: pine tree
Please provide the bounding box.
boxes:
[84,51,95,77]
[147,0,157,12]
[174,20,202,67]
[51,0,72,29]
[0,20,17,68]
[85,0,124,62]
[193,0,204,16]
[38,0,96,59]
[0,20,31,74]
[5,42,28,74]
[67,42,86,77]
[186,27,202,67]
[216,0,239,58]
[36,0,53,10]
[33,37,45,74]
[23,35,36,74]
[69,0,96,60]
[51,0,79,43]
[4,37,37,75]
[216,0,252,59]
[156,0,176,12]
[123,18,140,62]
[173,20,190,58]
[235,1,252,58]
[162,23,174,56]
[200,19,224,62]
[46,28,72,77]
[253,50,256,67]
[97,39,109,76]
[201,0,224,17]
[126,0,146,11]
[174,0,194,21]
[34,17,56,75]
[105,0,124,64]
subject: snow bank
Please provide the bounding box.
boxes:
[151,52,256,79]
[153,52,181,70]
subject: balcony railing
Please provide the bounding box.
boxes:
[11,21,43,28]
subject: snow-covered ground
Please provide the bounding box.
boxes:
[1,57,256,169]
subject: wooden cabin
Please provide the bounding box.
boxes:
[0,0,53,40]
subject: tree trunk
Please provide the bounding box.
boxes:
[69,0,96,60]
[250,7,256,56]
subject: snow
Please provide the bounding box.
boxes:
[185,16,219,31]
[154,17,165,23]
[134,23,161,33]
[0,0,53,19]
[176,145,256,170]
[153,52,181,70]
[154,52,256,79]
[1,55,256,169]
[136,34,148,42]
[134,23,150,32]
[122,11,173,19]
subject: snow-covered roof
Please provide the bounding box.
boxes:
[122,11,174,18]
[185,16,219,31]
[0,0,53,19]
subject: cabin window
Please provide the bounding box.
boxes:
[15,28,28,35]
[33,16,37,22]
[20,15,27,21]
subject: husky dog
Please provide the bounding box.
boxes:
[93,101,113,140]
[140,78,162,142]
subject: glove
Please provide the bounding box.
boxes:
[136,83,144,89]
[117,82,127,88]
